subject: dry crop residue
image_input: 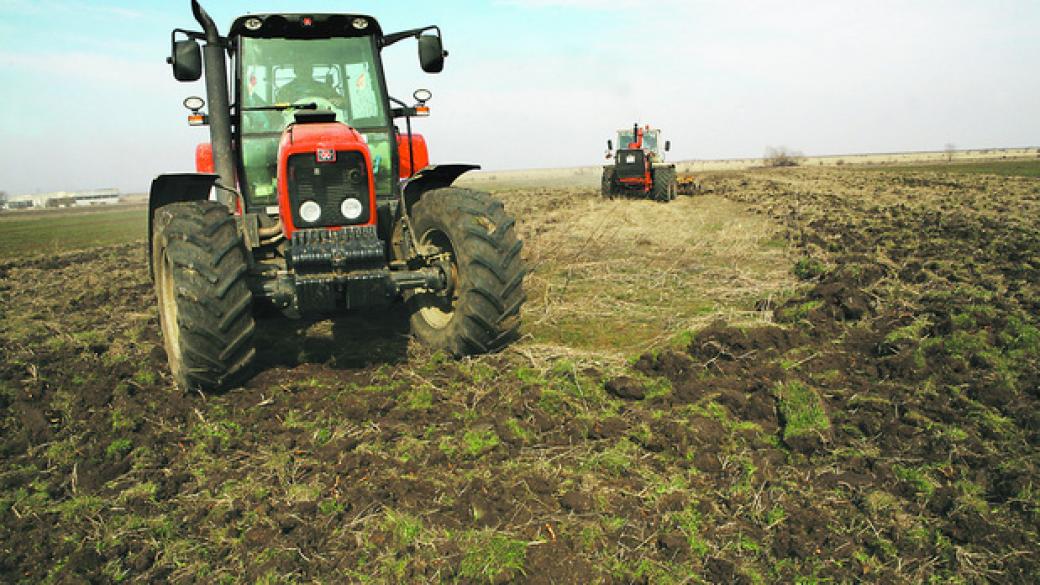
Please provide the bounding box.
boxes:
[1,165,1038,583]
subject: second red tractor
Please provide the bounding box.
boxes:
[601,123,677,201]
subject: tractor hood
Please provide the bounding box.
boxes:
[277,120,376,236]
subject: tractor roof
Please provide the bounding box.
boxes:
[229,14,384,40]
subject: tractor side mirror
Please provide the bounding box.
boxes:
[168,39,202,82]
[665,140,671,152]
[607,139,613,151]
[418,34,445,73]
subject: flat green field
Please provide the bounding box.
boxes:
[864,157,1040,177]
[0,205,146,259]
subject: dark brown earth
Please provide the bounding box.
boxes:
[1,165,1038,583]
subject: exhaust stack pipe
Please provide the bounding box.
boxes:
[192,0,236,209]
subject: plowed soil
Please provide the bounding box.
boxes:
[1,164,1038,583]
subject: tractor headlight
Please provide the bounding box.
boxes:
[340,198,363,220]
[299,200,321,223]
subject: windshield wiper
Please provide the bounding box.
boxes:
[241,102,319,112]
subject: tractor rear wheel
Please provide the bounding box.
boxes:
[152,201,255,390]
[406,188,525,355]
[601,168,616,198]
[652,167,677,202]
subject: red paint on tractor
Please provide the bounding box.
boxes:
[276,122,376,237]
[623,124,652,191]
[195,143,214,173]
[396,133,429,178]
[627,125,644,150]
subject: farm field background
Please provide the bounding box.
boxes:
[1,158,1038,583]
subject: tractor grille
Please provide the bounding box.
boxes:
[288,225,385,270]
[615,149,646,180]
[286,151,371,229]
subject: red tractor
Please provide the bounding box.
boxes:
[601,123,677,201]
[150,1,525,390]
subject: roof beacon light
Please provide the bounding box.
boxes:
[302,16,313,27]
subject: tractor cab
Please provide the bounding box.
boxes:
[233,27,396,211]
[616,127,665,162]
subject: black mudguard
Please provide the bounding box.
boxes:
[400,164,480,216]
[147,173,219,277]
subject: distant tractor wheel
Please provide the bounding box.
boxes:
[601,168,617,198]
[406,188,526,355]
[151,200,255,390]
[652,167,677,202]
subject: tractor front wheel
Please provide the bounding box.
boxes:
[152,201,255,390]
[406,188,525,355]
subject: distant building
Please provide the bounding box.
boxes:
[74,188,120,206]
[4,188,121,209]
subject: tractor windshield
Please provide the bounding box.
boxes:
[642,131,659,154]
[616,129,661,157]
[237,36,394,205]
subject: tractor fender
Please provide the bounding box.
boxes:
[401,164,480,216]
[147,172,219,277]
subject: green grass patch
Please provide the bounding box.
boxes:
[105,438,133,460]
[52,494,104,522]
[773,381,831,442]
[382,509,423,548]
[587,438,638,476]
[458,529,527,582]
[462,429,501,457]
[778,300,823,322]
[669,506,710,556]
[793,257,826,280]
[893,464,938,498]
[440,428,501,459]
[884,316,932,346]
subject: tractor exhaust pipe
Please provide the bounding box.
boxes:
[192,0,236,209]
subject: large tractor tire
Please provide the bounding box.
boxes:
[151,201,255,390]
[652,167,678,202]
[406,188,525,355]
[601,167,617,199]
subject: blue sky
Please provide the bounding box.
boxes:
[1,0,1038,194]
